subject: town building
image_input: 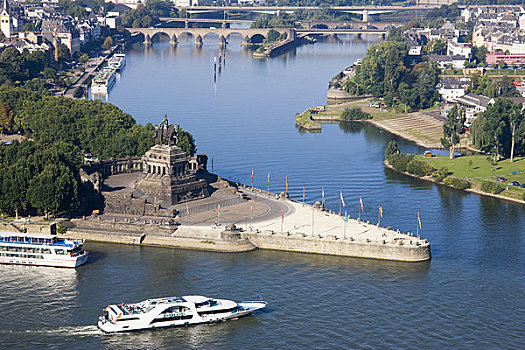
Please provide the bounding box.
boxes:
[437,78,466,102]
[447,41,471,59]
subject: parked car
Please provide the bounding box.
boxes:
[521,183,525,188]
[512,181,520,186]
[497,177,506,182]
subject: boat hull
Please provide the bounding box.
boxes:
[0,251,88,268]
[97,301,266,333]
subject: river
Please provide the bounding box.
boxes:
[1,35,524,349]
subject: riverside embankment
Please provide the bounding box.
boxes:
[296,99,445,148]
[384,158,525,205]
[54,184,430,262]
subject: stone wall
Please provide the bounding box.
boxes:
[244,231,431,262]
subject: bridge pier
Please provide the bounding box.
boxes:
[195,35,203,47]
[170,34,178,46]
[144,34,151,46]
[185,19,189,29]
[362,10,369,22]
[219,35,227,48]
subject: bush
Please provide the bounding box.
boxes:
[341,107,372,121]
[388,153,414,173]
[443,176,471,190]
[480,181,504,194]
[406,159,434,177]
[431,167,450,182]
[384,140,400,159]
[57,223,67,234]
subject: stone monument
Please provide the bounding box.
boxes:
[135,115,209,206]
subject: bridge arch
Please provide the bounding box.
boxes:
[151,31,171,42]
[249,33,266,43]
[226,32,244,40]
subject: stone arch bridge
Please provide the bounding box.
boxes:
[126,27,295,47]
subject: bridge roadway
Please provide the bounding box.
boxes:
[127,27,386,46]
[158,17,398,31]
[176,5,439,21]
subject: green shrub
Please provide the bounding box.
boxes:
[406,159,434,177]
[57,223,67,234]
[431,167,450,182]
[341,107,372,121]
[480,181,504,194]
[388,153,414,172]
[443,176,471,190]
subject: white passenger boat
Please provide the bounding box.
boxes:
[98,295,267,333]
[91,67,116,94]
[107,54,126,70]
[0,233,88,268]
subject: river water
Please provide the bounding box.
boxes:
[2,35,524,349]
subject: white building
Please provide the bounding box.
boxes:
[437,78,466,102]
[1,0,12,38]
[172,0,199,6]
[447,41,472,59]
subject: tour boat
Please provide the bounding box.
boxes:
[98,295,267,333]
[107,54,126,70]
[91,67,116,93]
[0,233,88,268]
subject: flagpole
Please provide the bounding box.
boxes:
[344,209,347,239]
[251,168,254,191]
[281,209,284,233]
[312,206,314,237]
[302,184,305,207]
[267,172,270,195]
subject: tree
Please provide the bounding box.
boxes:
[266,29,280,43]
[384,139,400,160]
[27,163,78,215]
[481,99,513,161]
[102,36,113,50]
[0,102,13,135]
[508,103,523,162]
[441,105,465,159]
[498,59,507,69]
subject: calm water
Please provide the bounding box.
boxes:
[2,35,524,349]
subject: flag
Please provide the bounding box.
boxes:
[250,205,253,220]
[218,204,221,218]
[379,204,383,218]
[418,211,422,229]
[267,172,270,186]
[303,184,306,200]
[285,176,288,192]
[251,168,254,182]
[322,187,325,202]
[257,294,263,300]
[359,197,364,213]
[186,201,189,215]
[345,210,348,222]
[340,191,346,207]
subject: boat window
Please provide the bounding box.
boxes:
[42,248,51,254]
[55,249,66,255]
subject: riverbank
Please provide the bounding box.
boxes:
[296,99,445,148]
[384,156,525,205]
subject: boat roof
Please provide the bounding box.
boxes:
[0,232,57,239]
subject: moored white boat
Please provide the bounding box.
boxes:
[91,67,116,94]
[98,295,266,333]
[107,54,126,70]
[0,233,88,268]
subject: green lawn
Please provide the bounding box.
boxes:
[419,154,525,196]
